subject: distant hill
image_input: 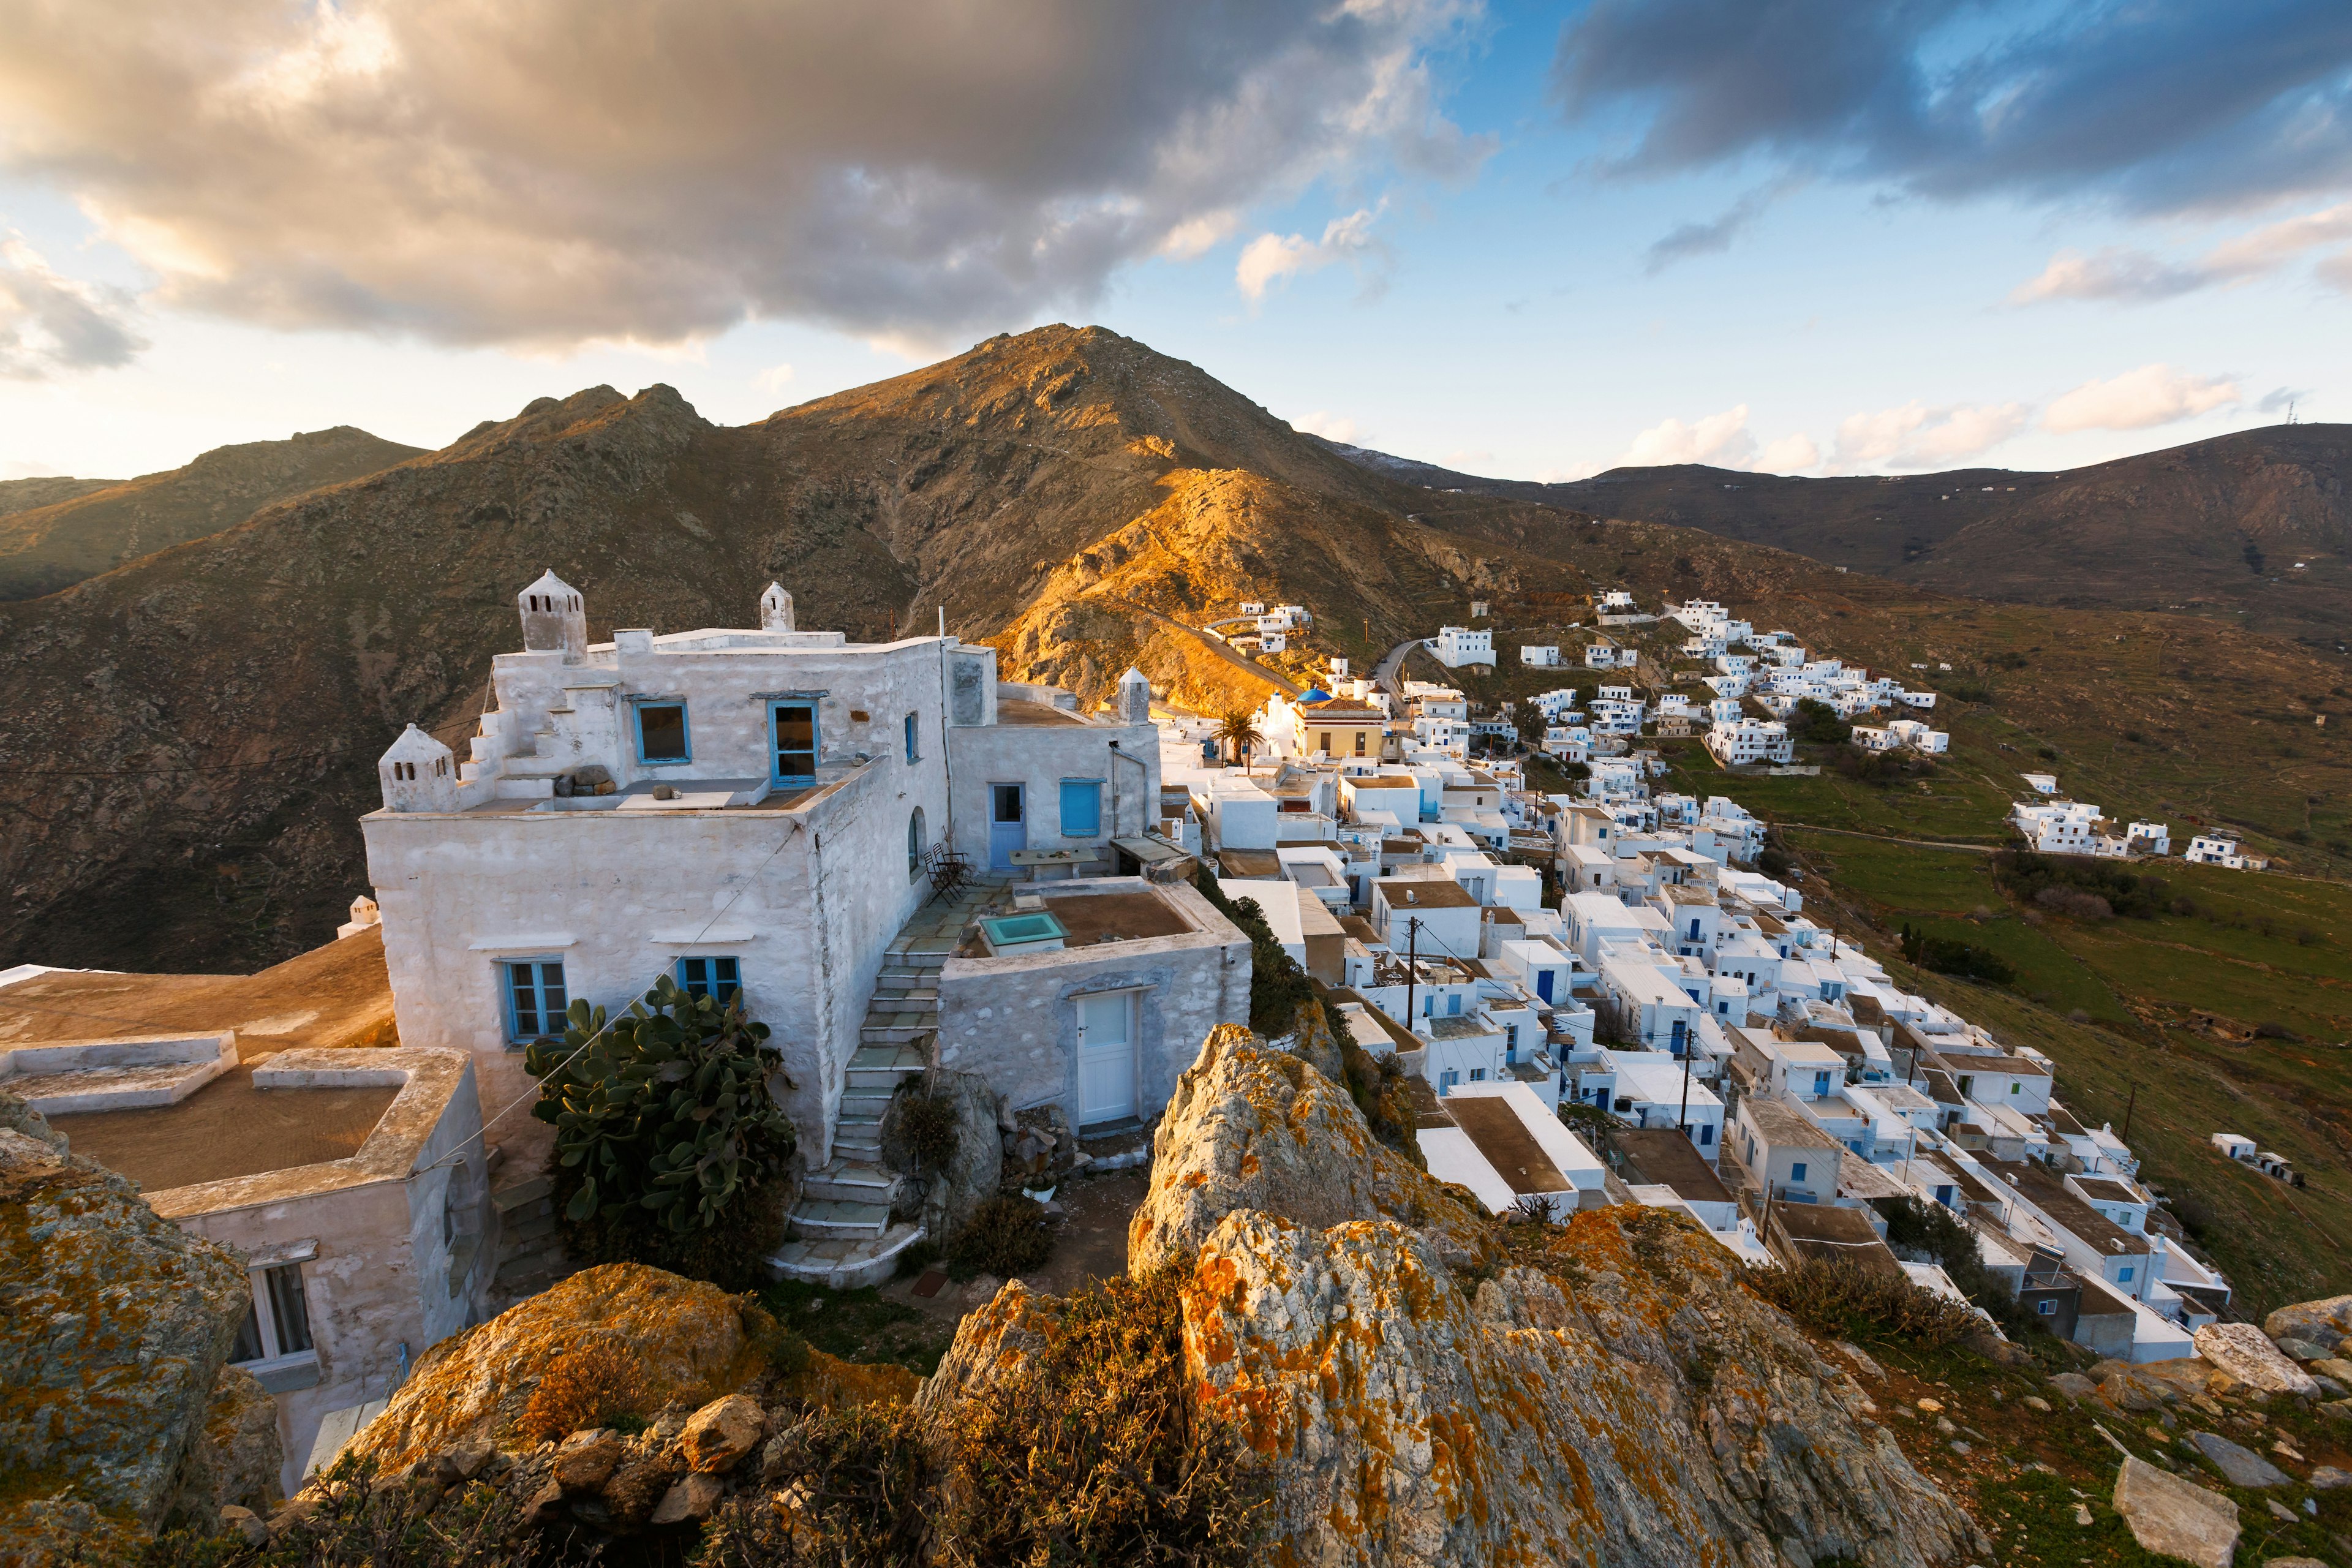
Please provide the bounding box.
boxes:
[0,426,425,600]
[2,326,2346,974]
[0,476,119,518]
[1314,427,2352,646]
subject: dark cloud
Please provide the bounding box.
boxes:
[2258,386,2312,414]
[0,240,146,378]
[1553,0,2352,217]
[0,0,1483,349]
[1643,179,1798,273]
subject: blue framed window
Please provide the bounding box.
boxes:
[903,711,920,763]
[1790,1161,1807,1185]
[771,701,818,785]
[635,701,690,764]
[2117,1265,2134,1283]
[1059,778,1102,837]
[676,956,740,1003]
[505,960,568,1042]
[1438,1069,1460,1094]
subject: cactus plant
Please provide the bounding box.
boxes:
[526,974,796,1237]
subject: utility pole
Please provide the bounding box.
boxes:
[2120,1082,2138,1145]
[1676,1025,1693,1144]
[1405,917,1422,1031]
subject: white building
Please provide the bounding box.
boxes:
[361,573,1167,1183]
[1433,625,1495,668]
[1520,644,1562,667]
[2185,834,2263,870]
[1706,717,1793,766]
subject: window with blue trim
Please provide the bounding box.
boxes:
[677,956,741,1003]
[1790,1161,1807,1184]
[903,711,920,763]
[505,960,568,1042]
[1059,778,1102,837]
[636,702,690,764]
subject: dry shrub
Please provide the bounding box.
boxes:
[516,1339,647,1444]
[944,1194,1053,1282]
[1742,1258,1983,1348]
[2034,884,2113,921]
[933,1265,1269,1565]
[699,1402,932,1567]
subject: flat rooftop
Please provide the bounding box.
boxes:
[1446,1095,1570,1195]
[1771,1202,1903,1276]
[1614,1127,1733,1205]
[997,698,1087,726]
[0,930,394,1061]
[1215,849,1283,879]
[47,1064,398,1193]
[1380,880,1476,909]
[1038,889,1194,946]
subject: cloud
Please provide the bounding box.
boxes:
[1618,404,1757,469]
[1755,432,1821,473]
[1290,410,1362,444]
[1831,401,2030,471]
[1236,205,1387,303]
[1551,0,2352,218]
[755,363,796,395]
[2012,200,2352,303]
[1643,179,1796,273]
[2258,385,2312,414]
[0,1,1483,349]
[2043,364,2241,433]
[0,239,146,379]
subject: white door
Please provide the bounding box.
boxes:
[1077,990,1137,1126]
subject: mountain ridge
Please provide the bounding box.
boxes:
[1313,426,2352,645]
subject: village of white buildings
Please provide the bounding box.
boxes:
[0,571,2282,1493]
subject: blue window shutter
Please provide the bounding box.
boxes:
[1060,780,1101,837]
[1791,1162,1807,1183]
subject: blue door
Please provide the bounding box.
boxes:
[771,702,817,785]
[1536,970,1555,1003]
[989,783,1026,870]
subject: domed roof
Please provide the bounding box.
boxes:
[1299,688,1331,704]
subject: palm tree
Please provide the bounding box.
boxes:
[1215,706,1262,767]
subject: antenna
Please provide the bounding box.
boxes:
[2288,401,2297,426]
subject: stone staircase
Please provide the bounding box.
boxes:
[767,878,1009,1289]
[488,1170,571,1305]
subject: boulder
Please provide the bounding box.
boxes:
[2275,1336,2334,1362]
[2264,1294,2352,1345]
[217,1505,270,1547]
[2311,1466,2351,1490]
[341,1264,773,1473]
[167,1364,285,1521]
[552,1429,624,1493]
[2312,1358,2352,1385]
[601,1444,685,1525]
[1127,1024,1497,1275]
[2049,1372,2098,1400]
[0,1091,253,1558]
[649,1471,725,1525]
[882,1069,1003,1237]
[2195,1324,2321,1396]
[678,1393,764,1474]
[1001,1104,1076,1188]
[2113,1455,2239,1568]
[2186,1430,2290,1488]
[931,1030,1989,1568]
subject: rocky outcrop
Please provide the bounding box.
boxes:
[166,1366,284,1521]
[881,1068,1003,1235]
[0,1093,254,1562]
[940,1030,1987,1568]
[1128,1022,1497,1276]
[341,1262,772,1473]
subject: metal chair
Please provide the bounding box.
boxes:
[924,842,973,900]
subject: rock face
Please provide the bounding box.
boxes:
[2113,1455,2239,1568]
[0,1092,253,1558]
[2195,1322,2321,1396]
[1128,1023,1497,1276]
[167,1365,285,1520]
[341,1262,771,1472]
[2267,1294,2352,1349]
[881,1068,1003,1235]
[987,1031,1986,1568]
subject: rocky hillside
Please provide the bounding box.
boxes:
[8,323,2350,974]
[1322,426,2352,646]
[0,426,424,601]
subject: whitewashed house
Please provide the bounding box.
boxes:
[1433,625,1495,669]
[360,573,1176,1203]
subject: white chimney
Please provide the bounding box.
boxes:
[517,569,587,664]
[1116,666,1152,725]
[761,582,796,632]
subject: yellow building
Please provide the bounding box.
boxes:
[1292,698,1385,760]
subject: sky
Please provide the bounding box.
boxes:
[2,0,2349,484]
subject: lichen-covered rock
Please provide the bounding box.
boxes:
[1173,1205,1981,1568]
[165,1365,284,1522]
[2266,1294,2352,1347]
[1128,1024,1495,1275]
[945,1034,1983,1568]
[679,1393,764,1474]
[0,1091,252,1559]
[1287,998,1347,1087]
[341,1263,771,1472]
